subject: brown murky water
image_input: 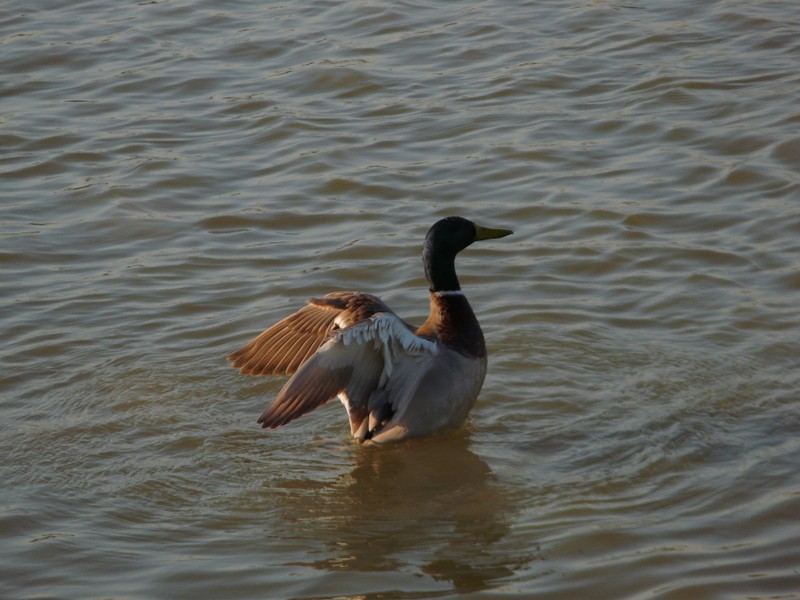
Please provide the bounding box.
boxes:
[2,1,799,598]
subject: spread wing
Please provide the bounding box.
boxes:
[227,291,391,376]
[256,312,438,435]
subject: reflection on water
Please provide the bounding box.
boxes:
[269,434,534,597]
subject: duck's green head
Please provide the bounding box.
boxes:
[423,216,513,292]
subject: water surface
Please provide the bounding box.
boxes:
[2,1,799,598]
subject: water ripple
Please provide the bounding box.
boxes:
[2,0,800,598]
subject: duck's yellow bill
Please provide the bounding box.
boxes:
[474,224,513,240]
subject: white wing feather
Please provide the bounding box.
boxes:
[257,312,436,432]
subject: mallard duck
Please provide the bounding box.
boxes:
[228,216,512,443]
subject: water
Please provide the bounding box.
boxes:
[2,0,799,598]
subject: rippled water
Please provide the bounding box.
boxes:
[2,1,799,598]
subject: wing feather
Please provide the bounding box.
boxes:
[240,328,295,374]
[292,335,323,373]
[228,291,391,376]
[254,312,436,431]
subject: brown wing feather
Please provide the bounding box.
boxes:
[256,333,385,429]
[258,364,354,428]
[227,291,391,377]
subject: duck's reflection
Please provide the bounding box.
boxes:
[271,431,530,594]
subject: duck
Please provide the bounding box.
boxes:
[227,215,513,443]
